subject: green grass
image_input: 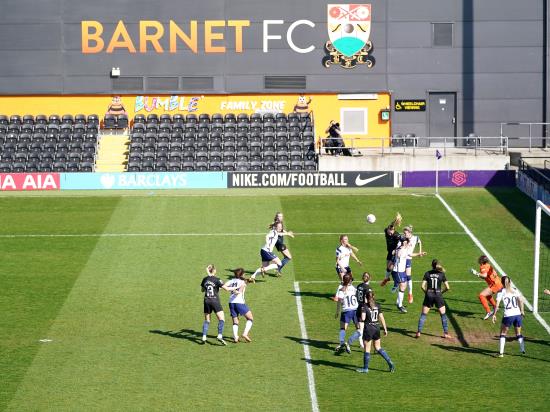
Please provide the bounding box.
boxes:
[0,188,549,411]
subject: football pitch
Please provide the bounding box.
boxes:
[1,187,549,411]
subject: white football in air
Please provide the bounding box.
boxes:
[366,214,376,224]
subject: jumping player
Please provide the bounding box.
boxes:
[356,291,395,374]
[393,239,426,313]
[200,264,239,345]
[416,259,451,339]
[402,225,423,304]
[381,212,403,287]
[226,268,254,343]
[334,273,359,354]
[250,221,284,282]
[470,255,503,320]
[272,212,295,276]
[492,276,525,357]
[336,235,362,282]
[347,272,373,349]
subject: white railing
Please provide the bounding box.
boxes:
[319,136,508,157]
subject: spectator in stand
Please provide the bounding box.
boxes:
[325,120,344,155]
[106,96,127,118]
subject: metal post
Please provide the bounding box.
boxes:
[435,154,439,195]
[533,201,542,315]
[529,123,532,152]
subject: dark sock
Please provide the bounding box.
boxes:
[363,352,371,370]
[280,257,290,268]
[441,314,449,334]
[418,313,427,332]
[377,348,393,366]
[202,321,209,336]
[217,320,225,335]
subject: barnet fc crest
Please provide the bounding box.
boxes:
[323,4,375,69]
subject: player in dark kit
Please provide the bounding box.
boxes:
[347,272,373,348]
[200,264,238,345]
[380,212,403,287]
[416,259,451,339]
[357,291,395,374]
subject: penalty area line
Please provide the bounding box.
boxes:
[293,281,320,412]
[298,280,480,284]
[0,231,466,239]
[436,193,550,335]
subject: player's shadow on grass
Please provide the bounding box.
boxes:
[302,358,388,372]
[285,335,334,350]
[289,290,335,300]
[150,329,209,345]
[303,358,385,372]
[432,343,550,363]
[525,336,550,347]
[225,268,255,275]
[388,326,417,339]
[431,343,496,356]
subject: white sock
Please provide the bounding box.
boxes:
[232,324,239,339]
[244,320,253,336]
[265,263,279,272]
[251,267,262,279]
[408,280,413,293]
[397,290,404,307]
[499,335,506,354]
[518,335,525,352]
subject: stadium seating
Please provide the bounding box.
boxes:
[0,114,98,172]
[126,112,317,172]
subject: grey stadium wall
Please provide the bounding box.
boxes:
[0,0,548,141]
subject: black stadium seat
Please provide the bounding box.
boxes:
[124,111,316,172]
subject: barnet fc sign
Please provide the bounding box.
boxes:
[80,4,375,69]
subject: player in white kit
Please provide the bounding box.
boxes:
[227,268,254,343]
[392,238,426,313]
[250,222,283,282]
[334,273,360,354]
[335,235,362,282]
[403,226,424,304]
[492,276,525,357]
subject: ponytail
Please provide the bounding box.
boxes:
[366,291,376,309]
[432,259,445,273]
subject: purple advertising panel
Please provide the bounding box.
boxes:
[402,170,516,187]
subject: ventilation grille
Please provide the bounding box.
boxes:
[147,77,179,91]
[432,23,453,47]
[181,76,214,90]
[112,76,144,91]
[264,76,306,89]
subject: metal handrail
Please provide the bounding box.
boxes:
[520,160,550,193]
[500,122,550,152]
[318,136,508,157]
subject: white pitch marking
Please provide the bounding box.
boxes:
[293,281,319,412]
[0,231,467,239]
[436,193,550,335]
